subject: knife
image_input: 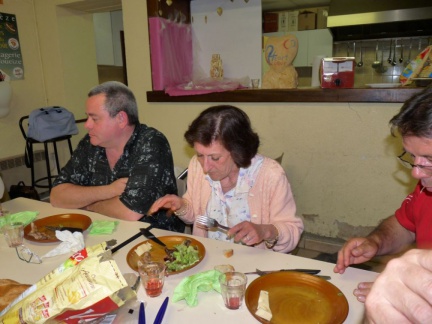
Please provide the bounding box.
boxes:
[140,227,166,247]
[110,231,142,254]
[244,268,321,275]
[153,296,169,324]
[252,269,331,280]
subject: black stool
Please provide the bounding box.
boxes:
[19,115,74,191]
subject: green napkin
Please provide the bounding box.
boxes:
[0,211,39,229]
[88,220,119,235]
[173,270,222,307]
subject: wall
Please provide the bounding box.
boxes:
[122,0,415,240]
[0,0,96,192]
[0,0,418,242]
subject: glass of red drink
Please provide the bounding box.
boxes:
[138,261,166,297]
[3,222,24,247]
[219,272,247,310]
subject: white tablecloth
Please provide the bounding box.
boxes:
[0,198,378,323]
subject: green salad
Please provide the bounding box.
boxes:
[165,241,200,272]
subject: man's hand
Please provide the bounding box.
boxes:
[333,237,379,274]
[110,177,128,196]
[365,249,432,324]
[353,281,374,303]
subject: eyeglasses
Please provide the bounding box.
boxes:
[15,244,42,264]
[397,151,432,176]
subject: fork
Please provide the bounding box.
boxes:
[195,216,230,231]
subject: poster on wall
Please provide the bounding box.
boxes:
[0,12,24,80]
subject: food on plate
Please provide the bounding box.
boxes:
[164,239,200,272]
[214,264,235,273]
[223,249,234,258]
[135,242,152,256]
[255,290,272,321]
[27,222,56,241]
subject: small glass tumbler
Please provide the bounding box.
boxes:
[219,271,248,310]
[3,222,24,247]
[251,79,260,89]
[138,261,166,297]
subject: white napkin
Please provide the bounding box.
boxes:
[42,230,85,258]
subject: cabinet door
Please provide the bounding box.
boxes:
[290,30,309,66]
[306,29,333,66]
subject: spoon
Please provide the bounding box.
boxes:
[352,41,356,62]
[372,41,381,68]
[405,38,412,66]
[357,43,363,67]
[387,39,393,64]
[391,39,397,66]
[399,43,404,64]
[375,47,388,74]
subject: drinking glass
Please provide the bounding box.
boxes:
[219,271,248,310]
[251,79,260,89]
[138,261,166,297]
[3,222,24,247]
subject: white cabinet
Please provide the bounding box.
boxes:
[263,29,333,70]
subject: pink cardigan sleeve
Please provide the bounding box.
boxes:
[248,157,304,253]
[177,156,210,238]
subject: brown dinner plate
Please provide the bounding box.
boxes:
[245,272,348,324]
[24,214,92,243]
[126,235,206,275]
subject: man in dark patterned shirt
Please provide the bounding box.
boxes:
[50,81,184,233]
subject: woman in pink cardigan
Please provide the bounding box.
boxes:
[149,105,303,253]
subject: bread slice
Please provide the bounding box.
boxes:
[214,264,235,273]
[223,249,234,258]
[0,279,31,312]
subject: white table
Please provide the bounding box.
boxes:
[0,198,378,323]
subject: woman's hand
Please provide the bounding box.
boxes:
[227,222,277,246]
[148,194,183,216]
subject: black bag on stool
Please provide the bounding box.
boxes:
[9,181,40,200]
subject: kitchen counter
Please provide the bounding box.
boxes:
[147,87,423,103]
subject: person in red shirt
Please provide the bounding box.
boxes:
[334,86,432,302]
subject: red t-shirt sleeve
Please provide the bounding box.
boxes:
[394,182,422,233]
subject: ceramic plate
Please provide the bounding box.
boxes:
[245,272,348,324]
[126,235,206,275]
[365,83,401,88]
[24,214,92,243]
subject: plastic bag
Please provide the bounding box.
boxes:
[0,242,136,324]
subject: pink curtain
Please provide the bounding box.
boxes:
[148,17,193,90]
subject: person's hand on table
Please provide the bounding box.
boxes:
[334,237,379,274]
[353,281,374,303]
[365,249,432,324]
[148,194,183,216]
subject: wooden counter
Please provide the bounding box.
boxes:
[147,87,424,103]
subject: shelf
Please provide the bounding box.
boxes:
[147,87,423,103]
